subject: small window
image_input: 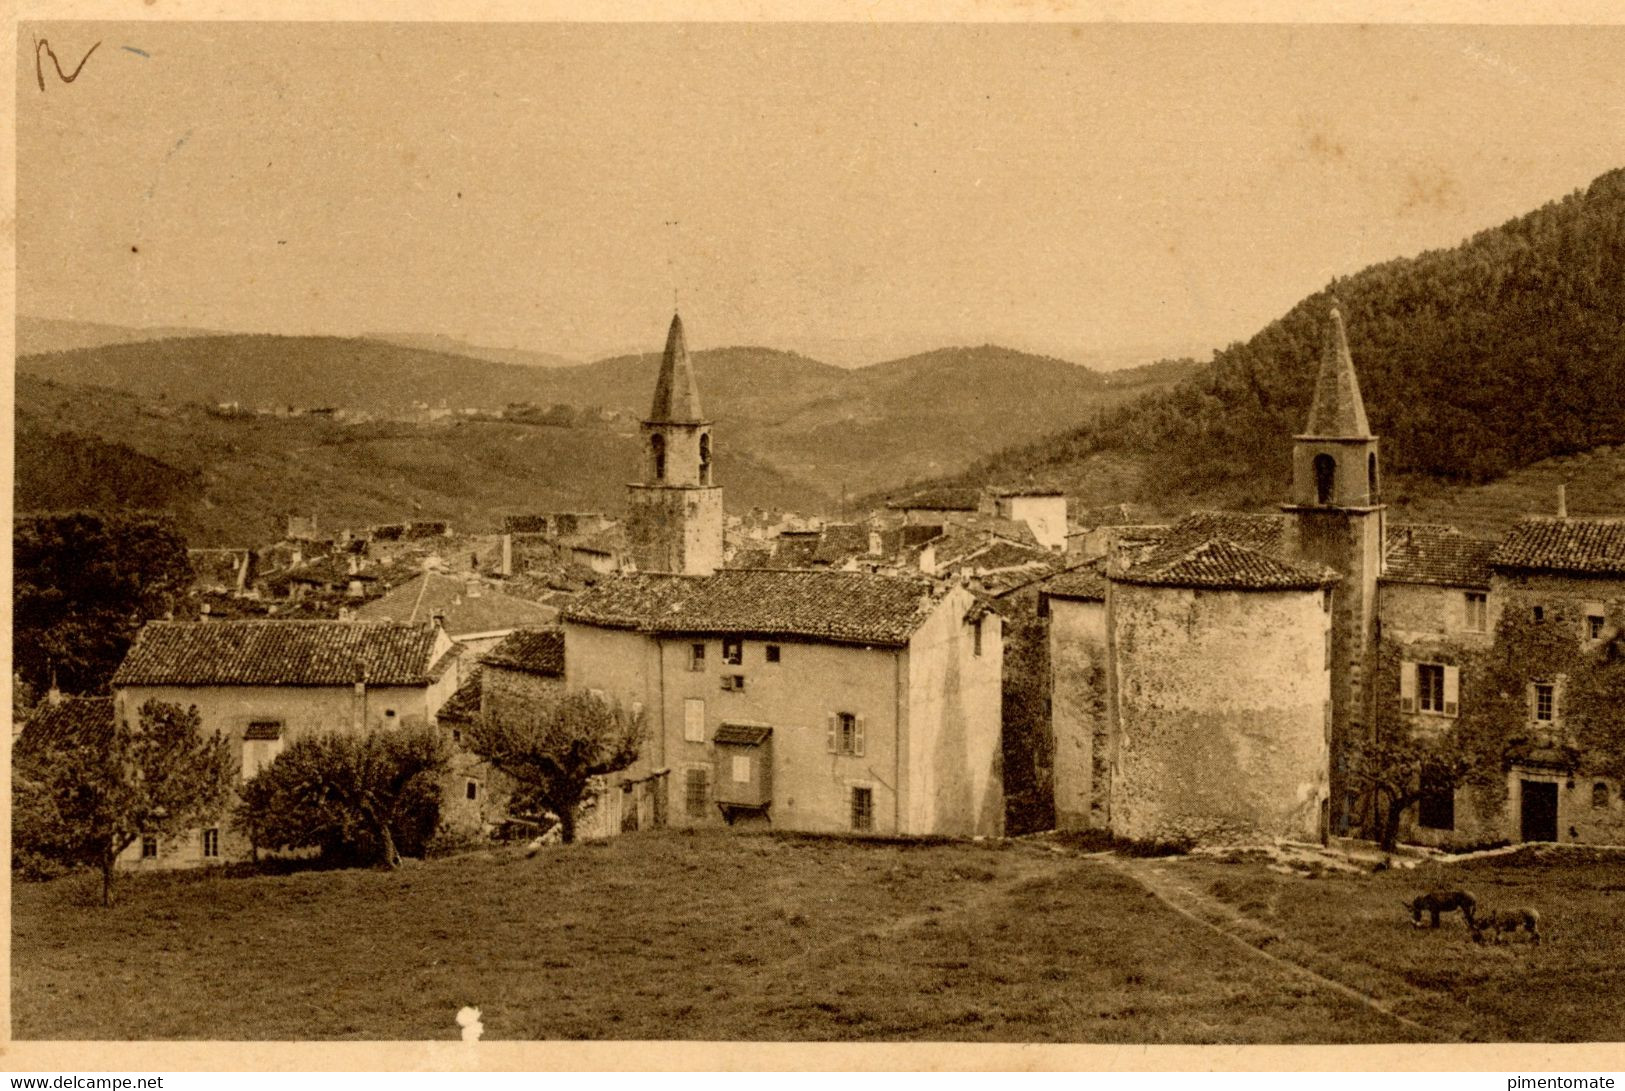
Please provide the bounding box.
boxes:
[1534,682,1555,723]
[765,645,781,664]
[384,708,397,720]
[1594,782,1610,809]
[1465,592,1488,633]
[451,727,462,744]
[722,638,743,666]
[972,618,983,657]
[1533,605,1545,622]
[683,698,705,743]
[731,755,751,784]
[201,828,220,859]
[141,835,159,860]
[1587,614,1605,641]
[689,643,706,672]
[685,767,710,818]
[851,786,874,832]
[829,712,864,756]
[466,780,479,801]
[1418,773,1454,831]
[1417,664,1446,713]
[720,674,745,691]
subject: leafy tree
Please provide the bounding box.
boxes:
[1347,729,1473,853]
[236,726,449,869]
[13,512,193,696]
[466,690,643,844]
[14,700,236,906]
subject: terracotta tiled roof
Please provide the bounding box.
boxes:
[1490,517,1625,576]
[813,524,872,565]
[112,621,452,687]
[437,667,484,725]
[16,697,114,756]
[481,629,566,677]
[1118,538,1338,591]
[1382,525,1495,588]
[1155,511,1290,558]
[886,487,981,512]
[355,572,558,634]
[563,570,945,647]
[713,723,772,746]
[1040,561,1109,602]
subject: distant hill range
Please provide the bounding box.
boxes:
[16,316,230,356]
[15,376,830,548]
[17,332,1196,501]
[911,166,1625,523]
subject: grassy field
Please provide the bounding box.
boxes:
[11,831,1622,1042]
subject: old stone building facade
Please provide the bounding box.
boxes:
[563,569,1004,838]
[107,619,463,868]
[1049,307,1625,849]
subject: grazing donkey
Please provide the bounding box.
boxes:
[1404,888,1478,929]
[1471,906,1542,945]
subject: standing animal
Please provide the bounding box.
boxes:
[1471,906,1542,945]
[1403,888,1478,929]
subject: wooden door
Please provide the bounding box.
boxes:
[1520,780,1558,843]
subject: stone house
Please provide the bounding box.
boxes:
[107,619,463,868]
[562,568,1003,838]
[1374,516,1625,848]
[435,628,566,834]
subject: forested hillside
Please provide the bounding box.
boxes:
[954,167,1625,504]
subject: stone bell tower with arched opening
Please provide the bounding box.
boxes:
[1283,306,1384,837]
[625,313,723,576]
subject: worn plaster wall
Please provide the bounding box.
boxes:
[657,633,904,834]
[1109,583,1331,844]
[997,495,1068,551]
[1048,596,1108,830]
[906,587,1004,837]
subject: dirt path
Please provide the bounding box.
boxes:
[1094,853,1457,1042]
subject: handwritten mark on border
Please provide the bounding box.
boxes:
[34,37,102,91]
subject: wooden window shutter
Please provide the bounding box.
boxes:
[1399,661,1417,713]
[827,714,837,753]
[854,715,866,757]
[1443,665,1460,717]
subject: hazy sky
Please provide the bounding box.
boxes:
[18,22,1625,364]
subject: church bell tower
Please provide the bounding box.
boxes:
[625,313,724,576]
[1284,306,1384,838]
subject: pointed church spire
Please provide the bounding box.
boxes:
[647,313,705,423]
[1303,306,1372,438]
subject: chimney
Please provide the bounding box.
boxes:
[501,534,514,577]
[46,668,63,707]
[1557,484,1568,519]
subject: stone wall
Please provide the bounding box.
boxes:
[1108,582,1331,844]
[1048,596,1107,830]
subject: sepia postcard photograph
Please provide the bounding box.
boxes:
[6,2,1625,1072]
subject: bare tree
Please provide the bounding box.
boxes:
[466,690,643,844]
[1347,729,1472,852]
